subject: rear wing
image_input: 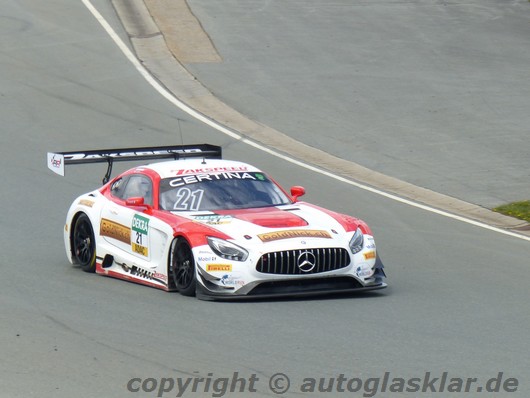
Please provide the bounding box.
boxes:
[47,144,222,184]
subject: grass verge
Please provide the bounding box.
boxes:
[493,200,530,223]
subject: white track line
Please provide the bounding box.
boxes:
[82,0,530,243]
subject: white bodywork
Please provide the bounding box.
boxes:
[63,158,386,299]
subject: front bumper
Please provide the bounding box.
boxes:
[193,234,387,301]
[195,261,387,301]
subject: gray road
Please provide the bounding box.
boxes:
[1,1,529,397]
[184,0,530,209]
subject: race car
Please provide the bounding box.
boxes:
[47,144,386,300]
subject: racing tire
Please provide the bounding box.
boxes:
[72,213,96,273]
[170,238,196,296]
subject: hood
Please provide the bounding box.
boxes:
[180,204,357,244]
[217,206,308,228]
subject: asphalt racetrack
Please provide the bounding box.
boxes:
[183,0,530,210]
[1,1,529,397]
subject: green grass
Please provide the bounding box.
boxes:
[493,200,530,223]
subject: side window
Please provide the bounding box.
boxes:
[121,175,153,206]
[110,177,129,200]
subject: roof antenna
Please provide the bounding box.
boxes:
[177,118,184,145]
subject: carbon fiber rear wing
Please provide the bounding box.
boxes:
[47,144,222,184]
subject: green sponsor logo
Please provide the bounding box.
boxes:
[132,214,149,234]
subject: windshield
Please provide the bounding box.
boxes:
[159,172,292,211]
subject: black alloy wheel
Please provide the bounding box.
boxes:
[170,238,196,296]
[73,213,96,273]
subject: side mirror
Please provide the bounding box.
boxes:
[125,197,145,206]
[125,197,153,212]
[290,186,306,202]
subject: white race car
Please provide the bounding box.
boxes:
[48,144,386,300]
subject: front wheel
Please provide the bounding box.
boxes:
[170,238,196,296]
[72,213,96,273]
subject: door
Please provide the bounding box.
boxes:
[100,174,154,262]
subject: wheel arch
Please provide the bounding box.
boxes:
[167,234,189,290]
[167,234,196,295]
[68,210,96,264]
[69,211,86,263]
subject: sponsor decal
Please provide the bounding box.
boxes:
[132,243,148,256]
[47,153,65,176]
[117,262,167,284]
[132,214,149,234]
[131,214,149,257]
[206,264,232,272]
[100,218,130,244]
[193,214,232,225]
[258,229,332,242]
[153,272,168,283]
[363,251,376,260]
[174,166,249,175]
[365,236,376,249]
[356,263,374,278]
[78,199,95,207]
[220,274,245,286]
[64,148,202,162]
[50,154,62,169]
[197,256,217,262]
[168,172,256,187]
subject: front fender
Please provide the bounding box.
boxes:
[64,191,104,264]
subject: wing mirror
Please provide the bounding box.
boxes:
[290,186,306,202]
[125,197,153,212]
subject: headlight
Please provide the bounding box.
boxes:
[349,227,364,254]
[207,237,249,262]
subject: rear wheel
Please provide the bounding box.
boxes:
[170,238,196,296]
[72,214,96,273]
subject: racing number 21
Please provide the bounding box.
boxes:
[173,188,204,211]
[136,231,144,246]
[131,214,149,257]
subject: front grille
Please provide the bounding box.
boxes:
[256,248,350,275]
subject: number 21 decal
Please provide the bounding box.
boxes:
[131,214,149,257]
[173,188,204,211]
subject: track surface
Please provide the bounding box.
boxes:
[1,1,529,397]
[184,0,530,209]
